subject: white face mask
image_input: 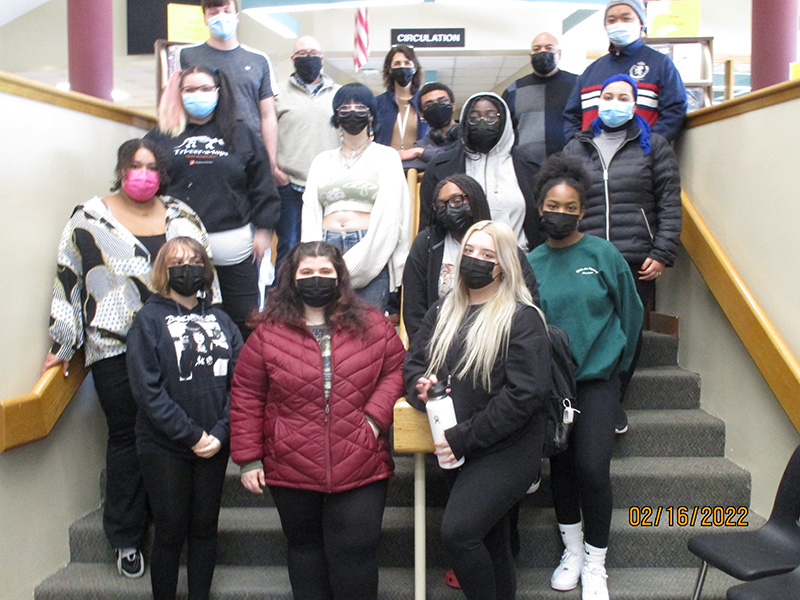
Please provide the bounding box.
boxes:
[606,22,641,47]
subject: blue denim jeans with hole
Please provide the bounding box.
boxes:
[276,184,304,271]
[323,228,389,313]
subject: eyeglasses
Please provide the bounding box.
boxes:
[435,193,469,212]
[293,50,321,58]
[336,104,370,118]
[467,111,501,125]
[181,85,217,95]
[421,98,452,111]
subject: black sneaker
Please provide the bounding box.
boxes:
[615,405,629,435]
[116,549,145,578]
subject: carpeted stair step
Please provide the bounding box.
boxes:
[34,562,742,600]
[611,409,725,457]
[68,503,760,570]
[626,366,701,409]
[639,330,680,368]
[386,454,749,509]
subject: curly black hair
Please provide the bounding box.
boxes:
[533,153,591,208]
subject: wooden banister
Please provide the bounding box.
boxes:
[0,70,157,129]
[0,353,88,452]
[680,193,800,431]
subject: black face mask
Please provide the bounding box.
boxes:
[540,211,580,240]
[338,112,371,135]
[439,204,473,237]
[296,276,338,308]
[531,51,557,75]
[168,264,207,297]
[422,102,454,129]
[294,55,322,84]
[466,120,502,154]
[391,67,415,88]
[460,255,498,290]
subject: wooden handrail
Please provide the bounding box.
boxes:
[0,70,157,129]
[685,78,800,129]
[681,192,800,431]
[0,353,88,452]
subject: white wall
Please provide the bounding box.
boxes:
[0,89,147,599]
[661,102,800,515]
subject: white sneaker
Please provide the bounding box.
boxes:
[581,563,609,600]
[550,548,584,591]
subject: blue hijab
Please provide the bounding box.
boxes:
[591,73,651,156]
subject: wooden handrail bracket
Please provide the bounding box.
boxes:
[0,353,87,453]
[681,193,800,431]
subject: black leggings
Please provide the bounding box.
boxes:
[215,256,259,338]
[139,451,229,600]
[549,377,619,548]
[269,479,389,600]
[440,423,543,600]
[91,354,148,549]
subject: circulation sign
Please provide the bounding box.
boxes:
[391,28,466,48]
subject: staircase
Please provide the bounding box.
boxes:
[35,331,755,599]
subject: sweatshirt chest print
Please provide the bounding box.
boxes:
[629,61,650,80]
[576,267,599,275]
[166,313,230,381]
[173,136,229,160]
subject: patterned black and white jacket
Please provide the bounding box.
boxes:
[49,195,221,367]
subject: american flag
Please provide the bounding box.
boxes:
[354,8,369,73]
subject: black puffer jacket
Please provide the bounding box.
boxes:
[564,124,681,267]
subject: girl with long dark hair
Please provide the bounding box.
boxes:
[230,241,405,600]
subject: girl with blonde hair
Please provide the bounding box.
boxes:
[404,220,551,600]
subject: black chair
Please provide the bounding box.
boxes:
[687,444,800,600]
[725,563,800,599]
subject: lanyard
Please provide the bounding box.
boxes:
[396,102,411,150]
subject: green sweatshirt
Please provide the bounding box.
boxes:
[527,234,643,381]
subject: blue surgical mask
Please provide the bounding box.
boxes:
[207,13,237,40]
[183,90,219,118]
[598,99,635,128]
[605,22,640,47]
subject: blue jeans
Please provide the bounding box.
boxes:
[276,184,304,270]
[323,228,390,313]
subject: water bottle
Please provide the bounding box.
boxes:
[425,379,465,469]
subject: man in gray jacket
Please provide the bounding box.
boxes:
[274,36,341,266]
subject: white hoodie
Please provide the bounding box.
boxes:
[462,92,528,250]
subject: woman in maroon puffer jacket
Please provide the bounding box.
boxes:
[230,241,405,600]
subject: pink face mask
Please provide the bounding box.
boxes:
[122,169,160,202]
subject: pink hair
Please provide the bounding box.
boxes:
[157,69,187,137]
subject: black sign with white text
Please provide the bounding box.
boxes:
[391,28,466,48]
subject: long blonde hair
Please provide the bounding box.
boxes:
[426,221,533,390]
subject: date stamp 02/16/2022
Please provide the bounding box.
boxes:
[628,505,749,527]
